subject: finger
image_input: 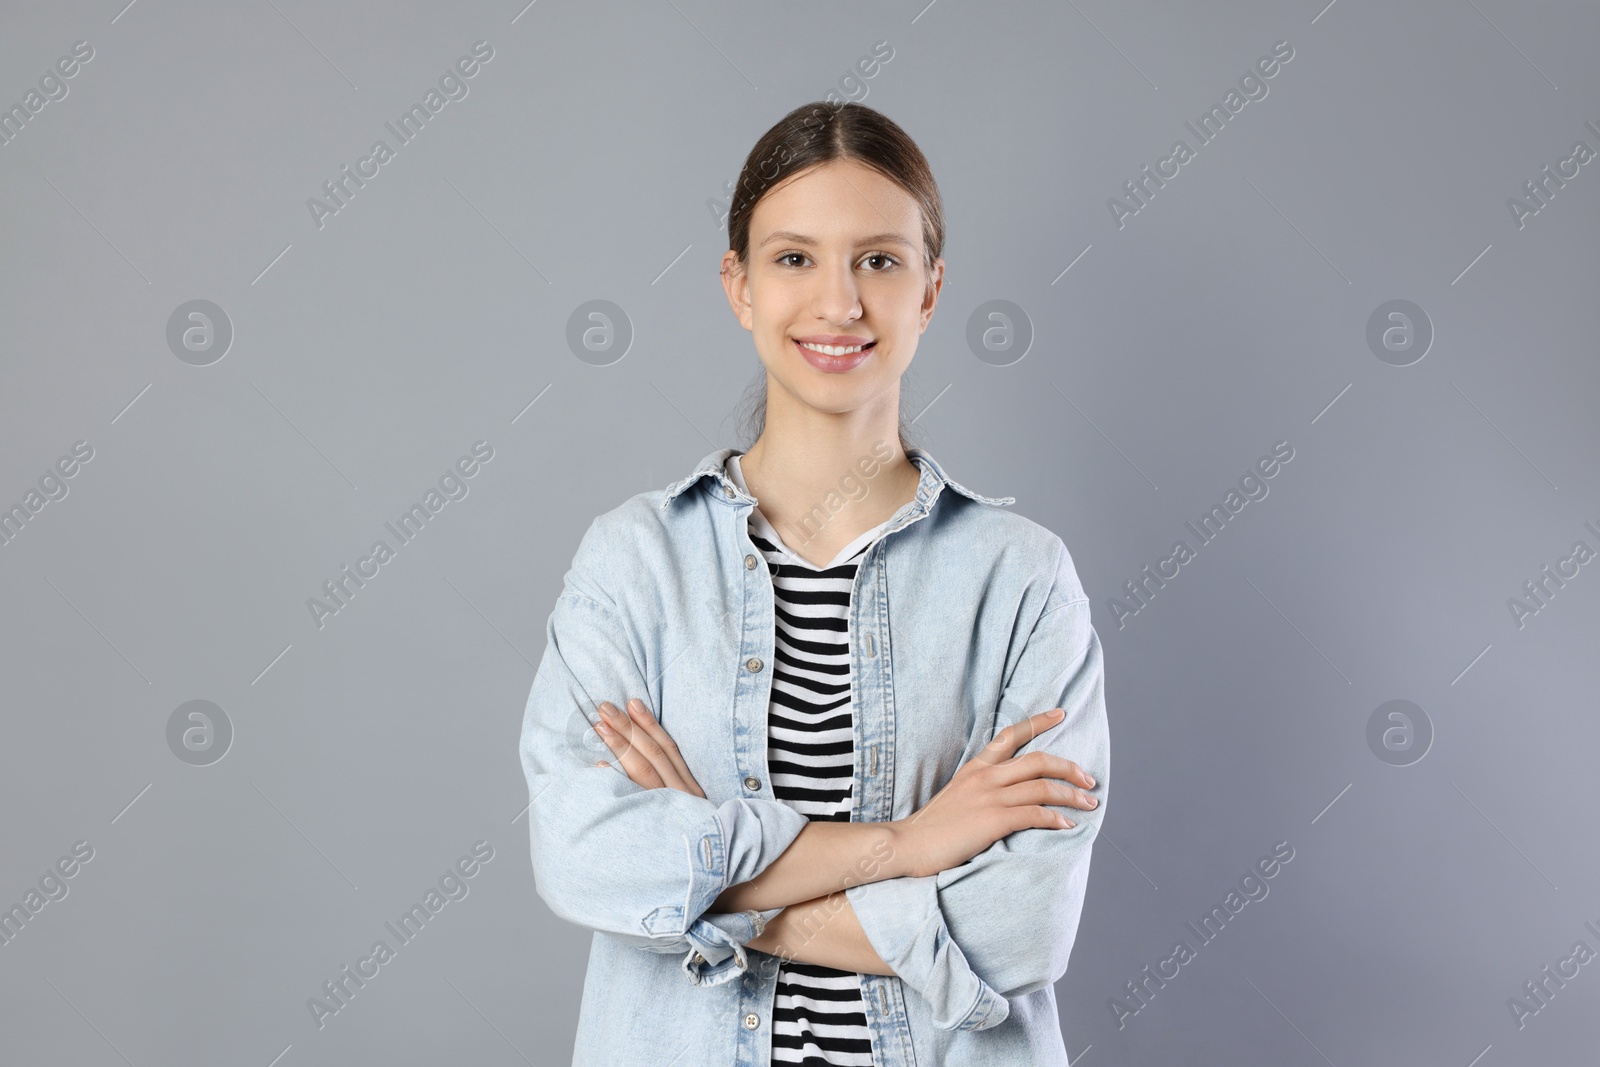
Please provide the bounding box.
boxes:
[1063,756,1096,791]
[1002,777,1098,813]
[989,800,1075,835]
[1004,751,1094,793]
[625,699,690,776]
[1038,752,1096,791]
[991,751,1097,795]
[625,700,705,796]
[1035,805,1077,830]
[596,720,662,787]
[595,704,666,789]
[601,702,688,792]
[978,708,1066,764]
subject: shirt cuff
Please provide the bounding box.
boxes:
[640,796,807,987]
[680,906,786,986]
[845,874,1010,1031]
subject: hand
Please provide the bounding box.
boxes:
[889,707,1099,879]
[592,699,706,798]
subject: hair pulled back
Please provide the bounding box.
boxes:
[726,102,941,452]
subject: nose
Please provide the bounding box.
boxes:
[810,260,863,326]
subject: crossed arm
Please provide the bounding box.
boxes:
[593,684,1103,985]
[715,817,901,974]
[525,537,1108,1031]
[751,885,896,976]
[594,696,906,973]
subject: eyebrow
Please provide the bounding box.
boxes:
[757,230,916,251]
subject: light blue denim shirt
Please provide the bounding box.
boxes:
[519,445,1109,1066]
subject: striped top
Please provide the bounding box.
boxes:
[726,454,892,1067]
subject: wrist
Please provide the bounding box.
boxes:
[748,906,787,956]
[878,820,918,881]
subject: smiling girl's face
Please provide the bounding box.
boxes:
[722,158,944,419]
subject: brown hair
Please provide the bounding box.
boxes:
[726,101,942,452]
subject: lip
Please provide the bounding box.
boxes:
[793,337,876,373]
[793,334,873,346]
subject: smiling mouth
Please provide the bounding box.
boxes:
[793,338,877,374]
[794,340,877,356]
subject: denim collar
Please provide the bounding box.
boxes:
[660,446,1016,521]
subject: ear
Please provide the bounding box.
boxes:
[920,256,945,330]
[721,252,754,332]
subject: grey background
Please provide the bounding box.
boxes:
[2,0,1597,1064]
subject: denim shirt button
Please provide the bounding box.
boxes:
[743,775,760,791]
[742,1012,760,1030]
[744,553,757,569]
[745,657,763,673]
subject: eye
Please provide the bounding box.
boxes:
[773,251,902,271]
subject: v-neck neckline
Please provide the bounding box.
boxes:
[726,453,895,571]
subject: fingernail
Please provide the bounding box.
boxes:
[1049,708,1064,719]
[596,721,614,736]
[1085,775,1096,788]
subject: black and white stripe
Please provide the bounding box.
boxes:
[729,455,887,1067]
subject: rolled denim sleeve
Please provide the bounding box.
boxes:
[520,587,810,986]
[846,542,1109,1031]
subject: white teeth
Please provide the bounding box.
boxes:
[798,342,868,356]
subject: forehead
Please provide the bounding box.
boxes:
[751,160,922,246]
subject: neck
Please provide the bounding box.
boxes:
[739,378,920,555]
